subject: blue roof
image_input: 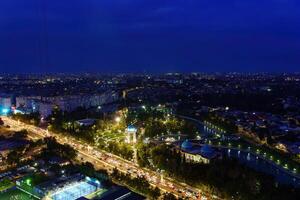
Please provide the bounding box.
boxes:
[127,125,136,129]
[126,125,137,132]
[181,140,193,150]
[200,145,216,158]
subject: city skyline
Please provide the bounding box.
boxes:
[1,1,300,200]
[1,0,300,73]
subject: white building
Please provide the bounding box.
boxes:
[14,91,120,117]
[178,140,219,164]
[125,125,137,143]
[16,96,41,108]
[41,91,119,112]
[38,102,53,118]
[0,96,12,108]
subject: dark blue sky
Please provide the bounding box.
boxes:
[0,0,300,73]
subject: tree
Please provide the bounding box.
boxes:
[48,107,64,131]
[60,144,77,160]
[78,162,96,177]
[162,193,177,200]
[13,129,28,138]
[42,137,77,160]
[144,119,166,138]
[137,143,150,167]
[12,112,40,126]
[149,187,161,200]
[0,117,4,126]
[6,150,20,165]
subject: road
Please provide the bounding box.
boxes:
[2,117,220,200]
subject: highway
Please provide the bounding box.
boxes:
[2,117,220,200]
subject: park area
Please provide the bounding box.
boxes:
[0,189,37,200]
[0,178,14,192]
[95,129,125,142]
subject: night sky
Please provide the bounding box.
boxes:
[0,0,300,73]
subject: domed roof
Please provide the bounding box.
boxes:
[127,125,136,129]
[200,144,215,155]
[181,140,193,150]
[126,125,137,132]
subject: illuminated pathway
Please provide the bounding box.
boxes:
[178,115,300,181]
[2,117,220,200]
[206,143,300,181]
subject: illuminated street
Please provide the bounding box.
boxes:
[1,1,300,199]
[2,116,219,200]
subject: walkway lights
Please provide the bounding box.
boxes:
[277,160,280,165]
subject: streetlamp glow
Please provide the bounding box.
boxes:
[2,108,9,114]
[115,116,121,123]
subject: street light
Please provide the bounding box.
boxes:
[115,117,121,123]
[26,179,31,186]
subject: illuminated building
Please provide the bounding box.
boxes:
[178,140,219,164]
[125,125,137,143]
